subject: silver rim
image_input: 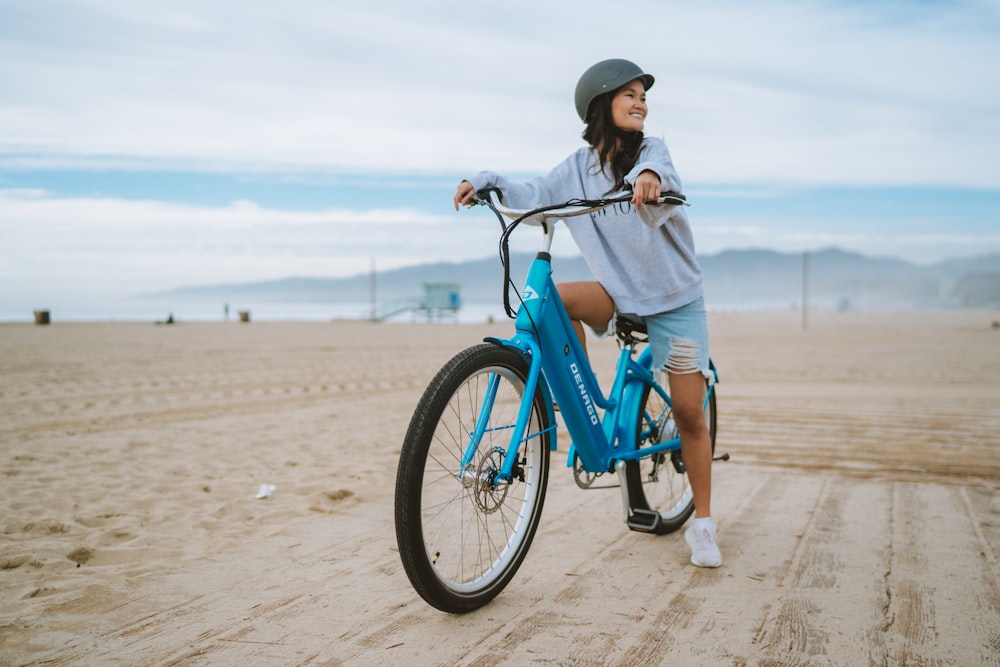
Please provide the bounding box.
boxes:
[419,365,544,592]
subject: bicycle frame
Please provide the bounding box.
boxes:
[466,193,711,487]
[491,248,660,479]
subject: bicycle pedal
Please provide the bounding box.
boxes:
[626,508,661,533]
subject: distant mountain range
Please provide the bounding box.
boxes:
[144,247,1000,312]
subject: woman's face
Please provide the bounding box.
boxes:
[610,79,648,133]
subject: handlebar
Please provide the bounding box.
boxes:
[469,188,690,319]
[473,188,688,228]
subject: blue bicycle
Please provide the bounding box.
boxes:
[394,189,721,613]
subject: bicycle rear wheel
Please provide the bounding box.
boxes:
[625,373,716,535]
[394,343,551,613]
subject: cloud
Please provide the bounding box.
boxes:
[1,1,997,185]
[0,187,575,298]
[3,184,994,305]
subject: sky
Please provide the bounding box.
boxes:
[1,0,999,308]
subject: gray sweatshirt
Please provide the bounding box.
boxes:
[466,137,703,316]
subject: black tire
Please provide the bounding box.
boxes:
[394,343,551,612]
[624,373,717,534]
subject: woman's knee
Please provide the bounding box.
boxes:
[557,281,614,328]
[674,404,708,436]
[667,373,708,433]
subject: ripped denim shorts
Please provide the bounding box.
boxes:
[618,296,712,382]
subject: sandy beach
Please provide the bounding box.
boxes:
[2,310,999,666]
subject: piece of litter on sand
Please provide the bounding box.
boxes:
[254,483,276,499]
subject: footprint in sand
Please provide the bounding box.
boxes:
[67,546,94,566]
[1,554,32,570]
[308,488,356,513]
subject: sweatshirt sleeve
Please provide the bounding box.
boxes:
[624,137,688,229]
[624,137,683,194]
[465,152,583,209]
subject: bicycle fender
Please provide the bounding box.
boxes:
[483,336,558,451]
[616,345,654,453]
[618,379,646,452]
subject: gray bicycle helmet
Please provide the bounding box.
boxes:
[574,58,655,122]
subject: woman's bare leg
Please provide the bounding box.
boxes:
[556,281,615,356]
[668,371,712,518]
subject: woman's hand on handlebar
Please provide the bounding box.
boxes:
[453,180,476,210]
[631,170,662,209]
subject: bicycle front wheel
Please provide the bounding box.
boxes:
[394,343,551,613]
[625,374,717,535]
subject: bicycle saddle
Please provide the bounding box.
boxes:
[615,314,649,343]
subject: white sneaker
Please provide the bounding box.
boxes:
[685,517,722,568]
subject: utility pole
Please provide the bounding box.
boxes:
[369,257,376,321]
[802,251,809,331]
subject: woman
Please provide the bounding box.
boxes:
[453,58,721,568]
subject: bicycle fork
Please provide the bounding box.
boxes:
[461,339,554,486]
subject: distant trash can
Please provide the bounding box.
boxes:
[238,310,251,323]
[33,310,50,325]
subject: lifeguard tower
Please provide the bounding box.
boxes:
[420,283,462,321]
[373,283,462,322]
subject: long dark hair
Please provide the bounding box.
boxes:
[582,92,644,194]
